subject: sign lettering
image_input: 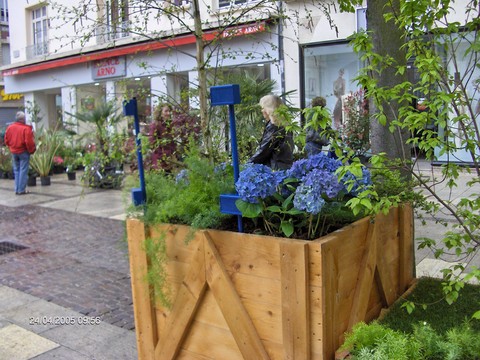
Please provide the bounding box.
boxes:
[92,56,126,80]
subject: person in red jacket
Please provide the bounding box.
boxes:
[4,111,36,195]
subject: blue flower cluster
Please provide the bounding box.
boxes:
[236,163,286,203]
[342,167,372,195]
[287,153,342,180]
[175,169,189,185]
[236,153,371,214]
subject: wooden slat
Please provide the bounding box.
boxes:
[156,238,208,359]
[203,232,270,360]
[126,218,157,360]
[399,204,415,289]
[181,320,244,359]
[347,221,377,330]
[321,241,337,360]
[280,241,310,360]
[207,230,282,279]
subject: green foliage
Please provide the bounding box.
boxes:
[66,101,124,158]
[144,232,171,308]
[0,146,12,172]
[380,278,480,335]
[30,127,64,177]
[341,321,420,360]
[66,102,127,188]
[343,0,480,307]
[341,319,480,359]
[140,147,235,230]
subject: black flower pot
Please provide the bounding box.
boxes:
[27,175,37,187]
[40,176,51,186]
[67,172,76,181]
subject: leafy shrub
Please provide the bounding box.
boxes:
[142,148,235,230]
[341,320,480,359]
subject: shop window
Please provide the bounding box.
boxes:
[302,42,362,130]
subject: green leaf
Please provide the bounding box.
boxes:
[235,200,262,218]
[400,301,415,314]
[281,221,294,237]
[266,205,282,213]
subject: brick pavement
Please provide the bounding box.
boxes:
[0,204,135,330]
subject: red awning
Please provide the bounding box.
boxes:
[3,22,267,77]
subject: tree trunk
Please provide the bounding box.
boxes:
[367,0,410,164]
[192,0,212,159]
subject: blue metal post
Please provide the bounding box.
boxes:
[123,98,146,206]
[228,103,243,232]
[210,84,243,232]
[229,104,240,184]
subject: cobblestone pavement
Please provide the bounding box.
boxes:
[0,204,135,330]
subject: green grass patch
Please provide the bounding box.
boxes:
[380,277,480,334]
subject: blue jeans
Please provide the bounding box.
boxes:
[12,152,30,193]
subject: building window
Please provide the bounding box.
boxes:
[167,0,190,6]
[29,6,49,58]
[96,0,130,43]
[0,0,8,23]
[107,0,129,39]
[218,0,249,9]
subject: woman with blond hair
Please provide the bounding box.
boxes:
[249,94,294,170]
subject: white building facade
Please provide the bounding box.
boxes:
[2,0,367,132]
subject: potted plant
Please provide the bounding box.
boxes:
[339,89,371,161]
[0,146,12,179]
[30,128,63,186]
[27,168,37,186]
[66,102,125,188]
[125,148,415,360]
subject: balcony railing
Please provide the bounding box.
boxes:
[96,21,130,44]
[25,41,49,60]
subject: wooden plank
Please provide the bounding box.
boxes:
[126,219,157,360]
[321,241,338,360]
[203,232,270,360]
[181,320,244,359]
[399,204,415,290]
[347,221,377,330]
[207,229,283,279]
[156,238,208,360]
[375,240,397,306]
[280,241,310,360]
[231,272,282,307]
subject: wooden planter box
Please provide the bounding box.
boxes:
[126,204,414,360]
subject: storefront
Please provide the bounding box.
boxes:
[3,22,280,139]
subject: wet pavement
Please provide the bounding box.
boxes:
[0,172,136,359]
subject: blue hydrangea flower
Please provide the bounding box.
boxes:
[175,169,189,185]
[341,167,372,195]
[235,164,285,203]
[293,169,344,214]
[287,152,342,180]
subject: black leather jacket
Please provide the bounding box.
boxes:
[249,121,294,170]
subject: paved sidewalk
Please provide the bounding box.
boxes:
[0,173,136,359]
